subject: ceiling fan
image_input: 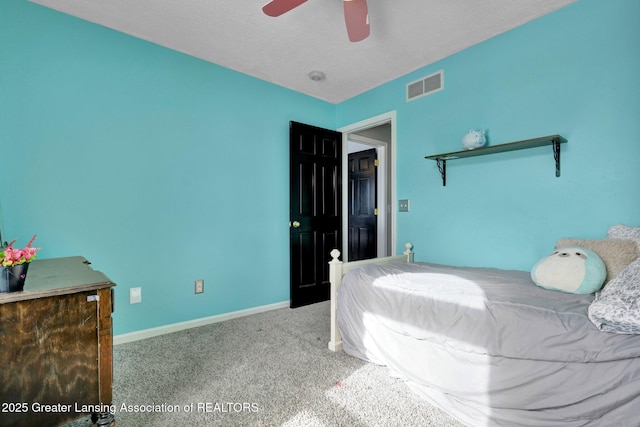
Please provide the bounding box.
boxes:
[262,0,370,42]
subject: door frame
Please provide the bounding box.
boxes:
[338,111,397,261]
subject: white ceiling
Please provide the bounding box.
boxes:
[30,0,577,104]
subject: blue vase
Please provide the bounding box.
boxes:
[0,263,30,293]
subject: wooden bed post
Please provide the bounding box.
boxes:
[328,249,343,352]
[328,243,414,352]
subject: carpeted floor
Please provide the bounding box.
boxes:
[64,301,464,426]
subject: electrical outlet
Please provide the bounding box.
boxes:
[129,287,142,304]
[399,199,410,212]
[195,279,204,294]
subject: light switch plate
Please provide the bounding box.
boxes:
[195,279,204,294]
[399,199,410,212]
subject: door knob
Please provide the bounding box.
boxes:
[291,220,301,228]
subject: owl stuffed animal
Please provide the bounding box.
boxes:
[461,129,487,150]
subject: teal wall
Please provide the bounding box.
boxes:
[2,0,639,335]
[337,0,640,270]
[0,0,335,335]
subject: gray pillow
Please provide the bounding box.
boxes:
[588,258,640,334]
[608,223,640,249]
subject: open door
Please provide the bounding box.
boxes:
[289,121,342,308]
[348,148,377,261]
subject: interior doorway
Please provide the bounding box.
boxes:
[338,111,396,261]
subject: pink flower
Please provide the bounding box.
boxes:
[1,235,40,267]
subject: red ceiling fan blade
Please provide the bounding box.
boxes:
[343,0,370,42]
[262,0,308,17]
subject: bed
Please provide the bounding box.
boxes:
[327,229,640,427]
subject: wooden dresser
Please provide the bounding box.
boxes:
[0,257,116,427]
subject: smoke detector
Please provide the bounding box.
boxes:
[308,71,326,82]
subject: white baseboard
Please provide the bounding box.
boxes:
[113,300,290,345]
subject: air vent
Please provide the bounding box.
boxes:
[406,70,444,102]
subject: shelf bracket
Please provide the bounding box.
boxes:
[436,158,447,186]
[552,139,561,177]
